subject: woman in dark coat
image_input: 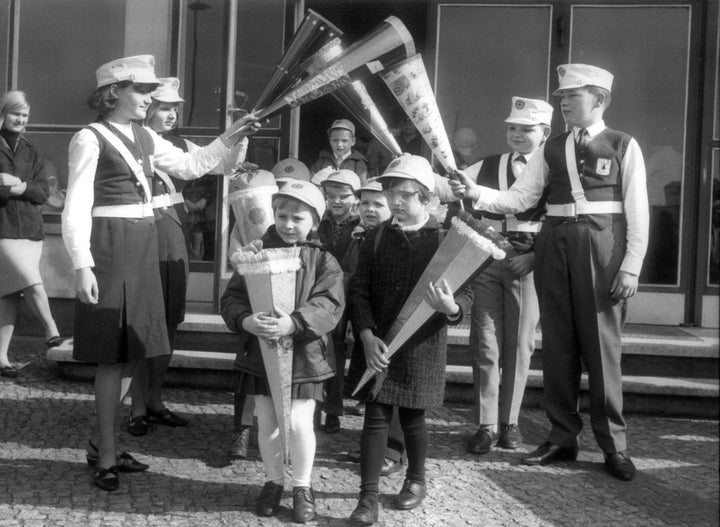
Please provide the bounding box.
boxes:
[0,91,61,378]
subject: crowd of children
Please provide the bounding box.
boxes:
[56,53,648,526]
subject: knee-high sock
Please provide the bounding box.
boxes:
[290,398,316,488]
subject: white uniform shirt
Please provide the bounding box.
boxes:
[472,121,649,275]
[62,122,247,270]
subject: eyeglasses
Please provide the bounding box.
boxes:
[325,193,355,202]
[382,190,420,201]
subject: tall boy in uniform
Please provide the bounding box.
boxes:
[450,64,649,481]
[464,97,552,455]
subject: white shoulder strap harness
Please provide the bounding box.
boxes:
[545,133,623,216]
[88,122,153,203]
[497,153,516,223]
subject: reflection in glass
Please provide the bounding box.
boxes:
[571,5,690,286]
[710,154,719,286]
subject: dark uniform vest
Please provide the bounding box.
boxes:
[86,120,155,206]
[152,133,189,225]
[543,128,630,229]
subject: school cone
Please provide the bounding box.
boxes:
[243,16,416,123]
[379,53,457,173]
[352,216,508,398]
[332,80,402,156]
[226,169,277,257]
[231,247,302,462]
[253,9,343,112]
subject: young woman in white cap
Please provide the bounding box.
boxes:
[0,90,62,378]
[62,55,259,491]
[127,77,251,437]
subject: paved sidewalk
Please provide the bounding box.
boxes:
[1,337,718,527]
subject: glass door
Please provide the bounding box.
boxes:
[176,0,288,309]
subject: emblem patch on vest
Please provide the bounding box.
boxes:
[596,158,612,175]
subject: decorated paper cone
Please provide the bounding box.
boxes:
[380,53,457,172]
[253,9,343,111]
[252,16,415,121]
[227,169,278,255]
[352,216,507,397]
[231,247,302,462]
[332,80,402,156]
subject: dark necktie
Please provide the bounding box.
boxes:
[516,155,527,164]
[576,129,589,173]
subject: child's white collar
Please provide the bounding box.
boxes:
[392,213,430,232]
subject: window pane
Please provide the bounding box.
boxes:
[235,0,285,128]
[435,5,553,157]
[17,0,126,126]
[571,6,690,286]
[23,131,75,210]
[181,0,226,129]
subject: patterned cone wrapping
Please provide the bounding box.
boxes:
[227,185,277,253]
[352,217,506,397]
[231,247,302,462]
[380,53,457,172]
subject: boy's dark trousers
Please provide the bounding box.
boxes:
[324,338,346,417]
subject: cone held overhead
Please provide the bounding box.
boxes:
[245,16,416,123]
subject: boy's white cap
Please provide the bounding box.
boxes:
[377,154,435,192]
[328,119,355,135]
[356,177,383,195]
[95,55,160,89]
[321,169,361,192]
[505,97,553,125]
[152,77,184,103]
[271,158,311,183]
[273,180,326,219]
[553,64,613,95]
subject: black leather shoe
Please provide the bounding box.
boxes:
[349,492,379,525]
[256,481,283,517]
[324,414,340,434]
[127,415,148,437]
[147,407,188,427]
[0,365,19,378]
[466,427,498,454]
[380,457,403,477]
[292,486,315,523]
[86,440,149,472]
[227,426,251,459]
[497,423,523,449]
[93,465,119,491]
[521,442,578,465]
[396,479,426,510]
[604,451,636,481]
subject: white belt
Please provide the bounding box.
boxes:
[482,217,542,234]
[505,218,542,233]
[92,203,154,218]
[546,201,623,217]
[152,192,184,209]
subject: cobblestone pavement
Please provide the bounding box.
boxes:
[0,337,718,527]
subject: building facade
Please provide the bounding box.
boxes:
[3,0,718,328]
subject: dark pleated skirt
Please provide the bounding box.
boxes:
[73,216,170,364]
[156,212,189,329]
[235,371,325,402]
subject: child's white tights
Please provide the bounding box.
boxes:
[254,395,316,487]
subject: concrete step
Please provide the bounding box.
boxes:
[47,312,719,418]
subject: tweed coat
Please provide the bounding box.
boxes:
[348,217,473,409]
